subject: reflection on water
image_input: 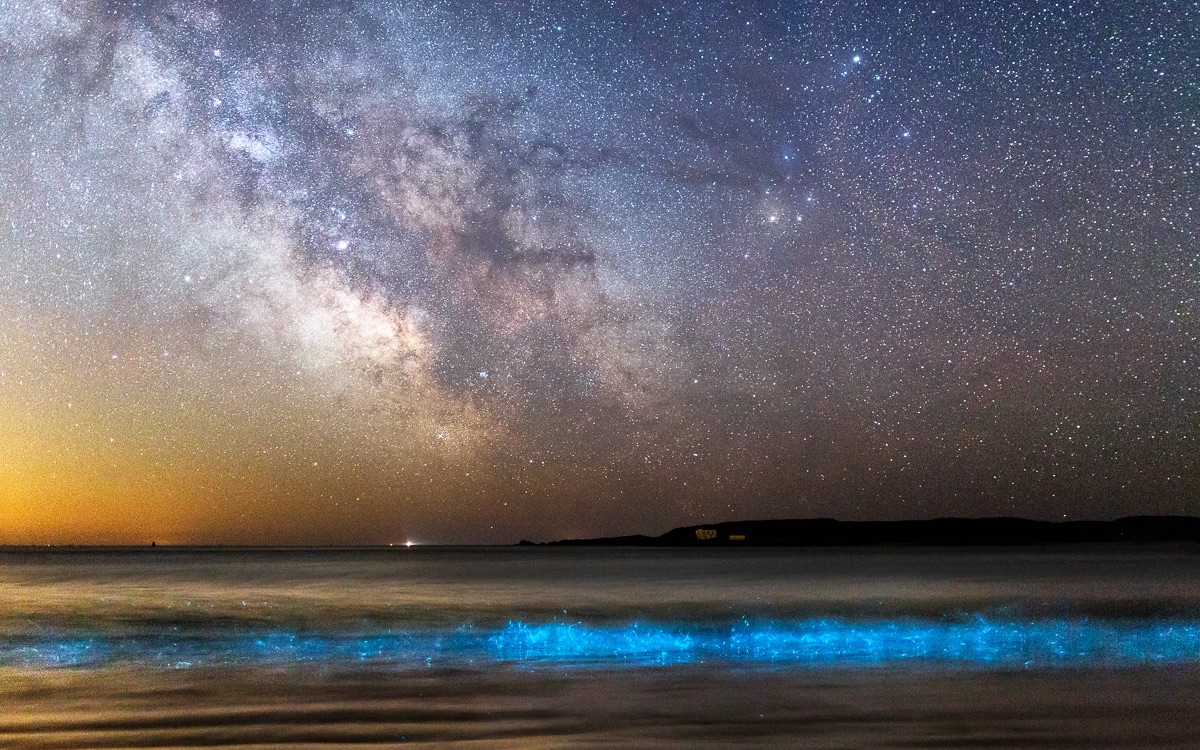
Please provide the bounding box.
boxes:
[1,547,1199,747]
[3,664,1199,748]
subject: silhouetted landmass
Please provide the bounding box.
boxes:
[525,516,1200,547]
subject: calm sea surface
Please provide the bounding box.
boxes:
[2,546,1199,748]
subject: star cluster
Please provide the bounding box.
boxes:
[0,0,1196,543]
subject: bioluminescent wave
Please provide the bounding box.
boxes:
[5,619,1200,670]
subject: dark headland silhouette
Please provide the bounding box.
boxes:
[522,516,1200,547]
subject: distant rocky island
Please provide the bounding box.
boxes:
[521,516,1200,547]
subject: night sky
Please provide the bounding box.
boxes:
[0,0,1196,544]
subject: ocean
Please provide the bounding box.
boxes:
[2,546,1199,748]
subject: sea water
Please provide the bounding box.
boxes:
[2,546,1198,748]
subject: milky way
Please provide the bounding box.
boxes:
[0,0,1197,543]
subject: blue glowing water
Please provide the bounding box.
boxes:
[3,547,1199,671]
[5,618,1200,669]
[4,548,1200,748]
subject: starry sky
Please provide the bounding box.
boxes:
[0,0,1197,545]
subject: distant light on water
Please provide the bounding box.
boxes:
[5,618,1200,670]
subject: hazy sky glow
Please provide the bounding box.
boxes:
[1,0,1197,544]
